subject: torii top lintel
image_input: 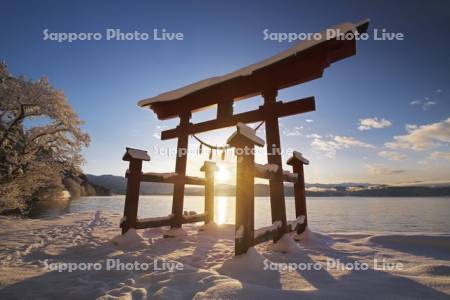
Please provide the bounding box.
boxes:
[138,19,369,121]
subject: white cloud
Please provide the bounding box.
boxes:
[283,124,306,136]
[311,138,340,158]
[385,117,450,151]
[284,130,302,136]
[305,119,313,123]
[422,100,436,110]
[152,125,167,139]
[378,150,407,161]
[282,127,302,136]
[366,164,405,175]
[405,124,418,132]
[429,151,450,161]
[306,186,336,192]
[409,97,437,110]
[312,135,374,158]
[306,133,322,139]
[358,117,392,131]
[334,136,374,148]
[418,151,450,166]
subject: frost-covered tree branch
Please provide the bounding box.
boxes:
[0,62,90,214]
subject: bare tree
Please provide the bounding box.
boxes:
[0,62,90,214]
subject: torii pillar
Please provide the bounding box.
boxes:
[287,151,309,233]
[172,112,191,228]
[122,148,150,234]
[227,123,265,255]
[262,89,288,240]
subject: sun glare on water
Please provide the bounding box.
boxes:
[215,165,232,225]
[216,196,229,225]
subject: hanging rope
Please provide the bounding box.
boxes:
[192,121,265,160]
[192,134,230,150]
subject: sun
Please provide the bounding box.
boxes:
[215,164,230,183]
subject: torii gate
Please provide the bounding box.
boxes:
[135,20,369,240]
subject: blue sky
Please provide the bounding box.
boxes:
[1,0,450,184]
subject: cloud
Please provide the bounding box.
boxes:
[429,151,450,161]
[306,133,322,139]
[409,100,421,105]
[378,150,407,161]
[307,186,336,192]
[422,100,437,110]
[366,164,405,175]
[334,136,374,148]
[405,124,418,132]
[312,135,374,158]
[312,138,340,158]
[284,130,302,136]
[420,151,450,165]
[305,119,313,123]
[282,125,304,136]
[152,125,168,139]
[410,97,437,110]
[282,128,302,136]
[358,117,392,131]
[385,117,450,150]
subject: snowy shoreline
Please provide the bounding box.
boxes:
[0,211,449,299]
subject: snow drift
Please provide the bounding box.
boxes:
[0,212,449,299]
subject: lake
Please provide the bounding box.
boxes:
[32,196,450,233]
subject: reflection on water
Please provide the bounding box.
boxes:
[216,196,228,225]
[32,196,450,233]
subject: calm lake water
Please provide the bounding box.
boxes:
[33,196,450,233]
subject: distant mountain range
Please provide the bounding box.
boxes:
[86,174,450,197]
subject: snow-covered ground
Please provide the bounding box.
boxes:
[0,211,449,299]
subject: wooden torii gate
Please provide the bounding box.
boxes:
[132,20,368,243]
